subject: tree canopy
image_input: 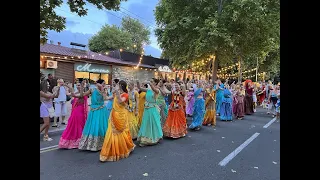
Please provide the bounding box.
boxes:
[88,17,151,54]
[154,0,280,80]
[121,17,151,53]
[88,25,133,53]
[40,0,127,43]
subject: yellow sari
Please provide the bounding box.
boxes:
[127,91,140,139]
[100,93,135,162]
[203,89,217,126]
[138,91,146,127]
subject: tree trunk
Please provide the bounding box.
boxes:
[238,56,242,83]
[211,54,218,82]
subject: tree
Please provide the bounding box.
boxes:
[88,25,132,53]
[89,17,151,54]
[40,0,127,44]
[154,0,279,81]
[121,17,151,53]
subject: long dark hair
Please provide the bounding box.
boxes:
[119,80,128,93]
[40,79,48,93]
[152,78,160,85]
[113,79,119,84]
[96,79,105,84]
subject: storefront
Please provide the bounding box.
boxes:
[74,62,112,84]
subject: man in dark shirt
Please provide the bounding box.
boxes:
[47,74,57,93]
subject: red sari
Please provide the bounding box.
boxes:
[162,91,187,138]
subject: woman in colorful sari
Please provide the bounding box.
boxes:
[104,79,119,121]
[100,80,135,162]
[127,81,140,139]
[136,79,163,147]
[59,82,88,149]
[233,85,245,120]
[157,79,170,126]
[244,80,254,115]
[77,79,109,151]
[185,86,195,116]
[138,82,147,128]
[202,84,216,126]
[163,82,187,138]
[220,85,233,121]
[189,86,205,131]
[214,79,224,116]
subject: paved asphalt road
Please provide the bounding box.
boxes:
[40,108,280,180]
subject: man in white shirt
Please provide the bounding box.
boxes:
[52,79,70,127]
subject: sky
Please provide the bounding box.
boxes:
[48,0,161,58]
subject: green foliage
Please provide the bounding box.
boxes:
[40,0,127,44]
[154,0,279,74]
[88,25,132,53]
[121,17,151,53]
[88,17,151,54]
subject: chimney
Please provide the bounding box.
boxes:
[58,42,61,46]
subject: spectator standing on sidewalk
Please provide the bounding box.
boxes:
[52,79,70,127]
[47,74,57,93]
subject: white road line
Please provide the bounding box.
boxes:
[218,132,260,167]
[40,145,59,153]
[263,118,277,128]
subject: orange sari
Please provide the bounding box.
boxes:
[162,92,187,138]
[100,93,135,162]
[203,89,217,126]
[137,91,146,127]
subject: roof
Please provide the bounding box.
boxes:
[40,44,155,68]
[108,51,170,66]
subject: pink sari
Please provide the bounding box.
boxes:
[59,96,88,149]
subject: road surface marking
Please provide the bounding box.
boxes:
[218,132,260,167]
[40,145,59,153]
[263,117,277,128]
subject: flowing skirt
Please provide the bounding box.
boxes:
[163,107,187,138]
[78,105,108,151]
[158,101,168,126]
[220,97,233,121]
[186,98,195,115]
[189,99,205,129]
[216,91,224,114]
[137,106,163,145]
[59,104,86,149]
[99,117,135,162]
[203,102,216,126]
[128,111,139,139]
[244,95,254,115]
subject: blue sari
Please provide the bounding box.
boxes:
[78,88,108,151]
[220,89,233,121]
[214,84,225,114]
[189,88,205,129]
[137,89,163,146]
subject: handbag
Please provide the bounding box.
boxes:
[66,95,71,101]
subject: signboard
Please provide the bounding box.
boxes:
[158,66,172,73]
[74,63,111,73]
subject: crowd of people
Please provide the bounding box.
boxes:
[40,71,280,162]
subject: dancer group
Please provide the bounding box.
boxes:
[40,72,280,162]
